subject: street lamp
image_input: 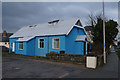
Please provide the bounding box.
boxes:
[103,0,106,64]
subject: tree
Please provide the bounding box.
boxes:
[91,18,118,54]
[106,20,118,46]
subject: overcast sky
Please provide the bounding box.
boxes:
[2,2,118,33]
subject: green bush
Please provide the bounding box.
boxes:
[117,50,120,57]
[97,55,104,67]
[49,51,56,55]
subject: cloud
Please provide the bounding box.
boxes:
[2,2,118,33]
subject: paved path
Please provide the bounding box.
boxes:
[66,46,118,78]
[2,46,119,78]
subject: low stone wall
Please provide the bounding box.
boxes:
[46,51,104,66]
[46,52,86,64]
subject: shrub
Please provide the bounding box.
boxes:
[97,55,104,67]
[49,51,56,55]
[46,51,57,60]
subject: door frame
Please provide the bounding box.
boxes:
[12,42,15,52]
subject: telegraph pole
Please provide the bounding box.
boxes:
[103,0,106,64]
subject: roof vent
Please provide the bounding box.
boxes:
[48,20,59,25]
[29,24,37,28]
[29,25,33,27]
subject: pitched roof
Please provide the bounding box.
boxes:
[75,35,87,41]
[10,18,81,39]
[17,36,35,42]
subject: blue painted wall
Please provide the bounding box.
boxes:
[35,35,65,57]
[9,38,18,53]
[48,36,65,53]
[9,36,65,57]
[15,41,27,55]
[9,38,35,56]
[26,38,35,56]
[9,20,88,56]
[65,26,87,55]
[35,36,48,57]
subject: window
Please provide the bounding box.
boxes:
[19,42,23,50]
[38,39,44,48]
[53,38,60,49]
[11,43,13,48]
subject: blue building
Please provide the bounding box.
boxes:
[9,18,92,57]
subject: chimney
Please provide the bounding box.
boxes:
[3,30,7,37]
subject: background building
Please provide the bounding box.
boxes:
[0,30,13,51]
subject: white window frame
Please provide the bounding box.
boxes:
[19,42,23,50]
[52,38,60,49]
[38,38,44,48]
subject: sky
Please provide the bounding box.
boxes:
[2,2,118,33]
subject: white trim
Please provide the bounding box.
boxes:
[38,38,44,49]
[66,18,80,35]
[52,38,60,49]
[16,36,35,42]
[74,25,84,29]
[19,42,23,50]
[75,35,87,41]
[12,42,15,52]
[66,17,91,40]
[19,49,23,50]
[74,25,93,43]
[79,19,84,27]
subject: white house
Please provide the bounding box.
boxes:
[0,30,13,48]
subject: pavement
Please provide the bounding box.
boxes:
[2,46,119,78]
[66,46,118,78]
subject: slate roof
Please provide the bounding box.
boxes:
[17,36,35,42]
[10,18,81,39]
[9,18,93,42]
[75,35,86,41]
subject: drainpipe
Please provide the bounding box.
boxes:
[86,42,87,55]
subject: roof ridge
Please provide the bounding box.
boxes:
[10,18,81,39]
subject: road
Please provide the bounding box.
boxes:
[2,46,119,78]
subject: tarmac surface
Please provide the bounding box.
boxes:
[2,46,119,78]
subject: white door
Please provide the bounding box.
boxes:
[12,42,15,52]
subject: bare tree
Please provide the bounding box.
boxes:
[86,12,108,27]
